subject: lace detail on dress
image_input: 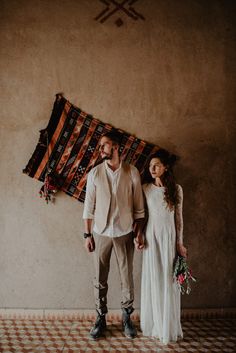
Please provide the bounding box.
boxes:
[175,185,183,244]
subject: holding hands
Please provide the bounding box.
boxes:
[134,233,145,251]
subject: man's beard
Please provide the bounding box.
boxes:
[102,147,114,160]
[86,148,114,173]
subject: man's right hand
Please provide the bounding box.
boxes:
[85,236,95,252]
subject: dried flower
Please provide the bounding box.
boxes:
[39,174,58,204]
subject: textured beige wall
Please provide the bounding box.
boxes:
[0,0,235,310]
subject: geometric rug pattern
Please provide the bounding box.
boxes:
[0,317,235,352]
[23,94,158,203]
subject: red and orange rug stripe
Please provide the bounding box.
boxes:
[23,94,159,202]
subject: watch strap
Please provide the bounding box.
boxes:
[83,232,92,239]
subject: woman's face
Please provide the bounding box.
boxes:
[149,158,166,179]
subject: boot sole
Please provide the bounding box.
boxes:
[89,326,106,340]
[123,331,137,339]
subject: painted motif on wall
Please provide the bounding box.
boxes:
[95,0,145,27]
[23,94,158,203]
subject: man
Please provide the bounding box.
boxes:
[83,131,145,339]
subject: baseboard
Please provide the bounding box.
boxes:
[181,308,236,319]
[0,308,235,320]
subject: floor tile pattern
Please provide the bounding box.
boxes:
[0,317,235,352]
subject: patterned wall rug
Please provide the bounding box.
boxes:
[23,94,158,203]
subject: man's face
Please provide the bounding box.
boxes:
[99,136,115,160]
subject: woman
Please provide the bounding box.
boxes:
[140,149,187,344]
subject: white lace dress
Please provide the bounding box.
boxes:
[140,183,183,344]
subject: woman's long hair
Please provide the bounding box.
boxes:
[142,148,179,210]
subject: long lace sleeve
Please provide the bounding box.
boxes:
[175,185,184,245]
[141,185,149,233]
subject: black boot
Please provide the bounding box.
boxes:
[90,311,107,339]
[122,308,137,339]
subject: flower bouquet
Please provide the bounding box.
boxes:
[173,255,196,294]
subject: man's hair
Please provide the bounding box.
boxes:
[102,131,122,146]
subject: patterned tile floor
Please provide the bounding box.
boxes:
[0,317,235,353]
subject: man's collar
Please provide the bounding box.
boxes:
[105,159,122,172]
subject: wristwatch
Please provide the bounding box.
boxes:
[83,232,92,239]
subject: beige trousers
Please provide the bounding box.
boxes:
[93,232,134,314]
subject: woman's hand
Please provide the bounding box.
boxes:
[177,243,187,258]
[134,234,145,251]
